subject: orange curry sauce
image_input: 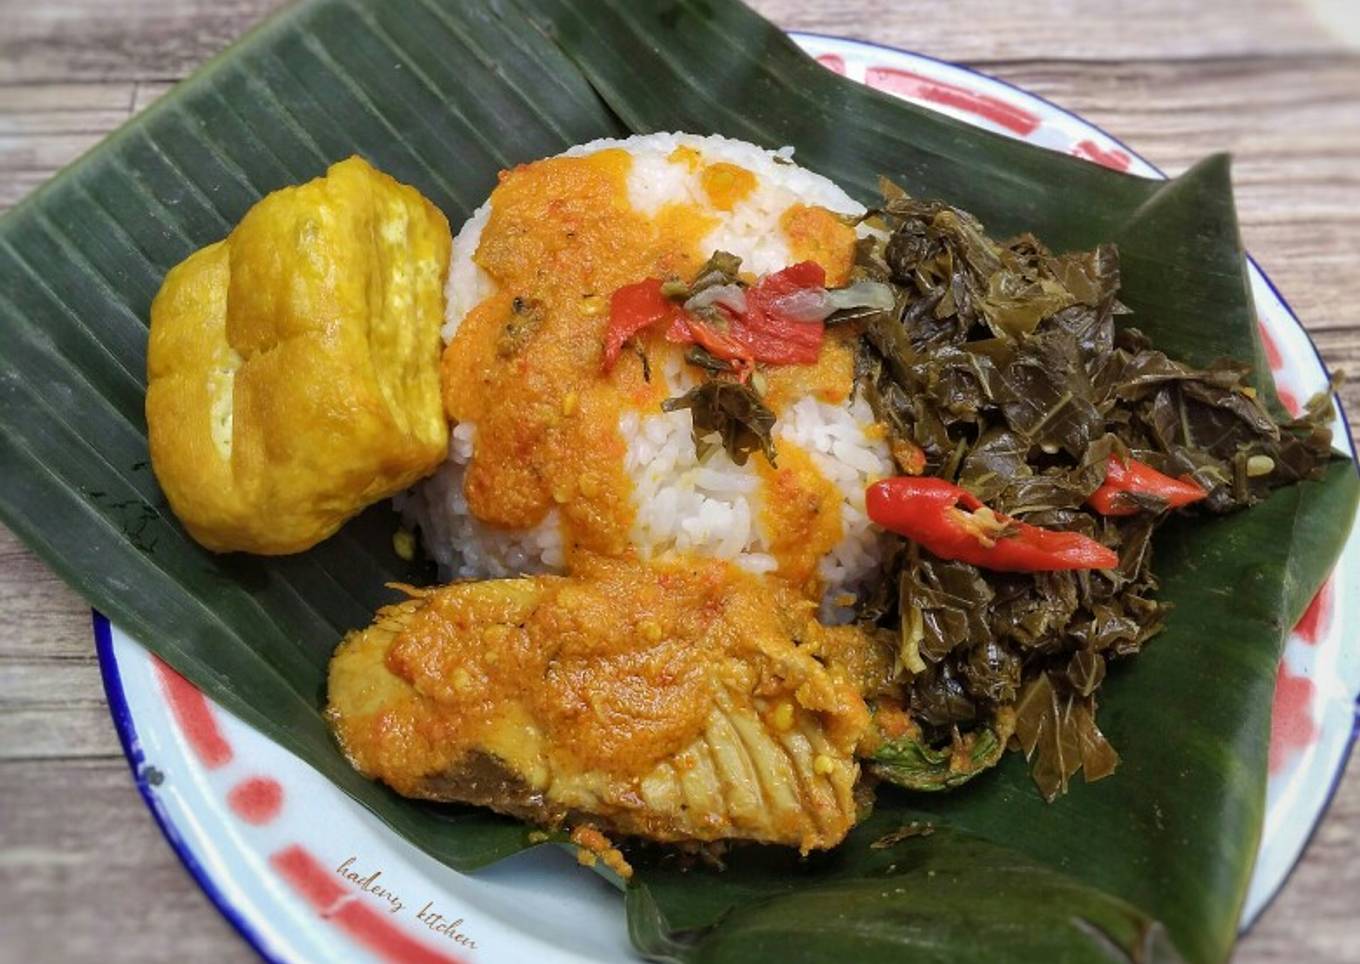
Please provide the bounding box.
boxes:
[439,147,862,597]
[383,554,866,782]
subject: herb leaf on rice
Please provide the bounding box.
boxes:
[662,379,778,467]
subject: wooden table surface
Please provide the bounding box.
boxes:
[1,1,1358,960]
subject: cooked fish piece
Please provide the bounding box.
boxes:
[326,554,871,851]
[146,155,450,555]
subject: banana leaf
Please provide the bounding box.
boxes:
[0,1,1353,962]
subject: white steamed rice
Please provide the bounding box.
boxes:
[400,132,894,615]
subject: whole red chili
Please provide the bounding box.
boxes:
[866,476,1119,573]
[1088,455,1207,516]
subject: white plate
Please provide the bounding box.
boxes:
[95,32,1360,963]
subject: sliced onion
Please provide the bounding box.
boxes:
[684,283,747,316]
[766,287,836,324]
[825,280,896,312]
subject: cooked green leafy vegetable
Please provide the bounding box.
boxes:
[854,185,1336,799]
[1012,671,1121,801]
[869,709,1013,791]
[684,344,738,376]
[662,379,777,466]
[677,249,744,301]
[825,278,898,325]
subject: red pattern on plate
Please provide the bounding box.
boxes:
[1071,139,1132,172]
[270,845,466,964]
[1276,387,1302,416]
[1258,320,1284,369]
[863,66,1040,135]
[150,655,470,958]
[227,775,284,825]
[816,53,846,74]
[1293,578,1333,646]
[1269,662,1318,773]
[153,656,233,768]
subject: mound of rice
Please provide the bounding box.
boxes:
[400,133,894,617]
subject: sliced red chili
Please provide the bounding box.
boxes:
[726,260,828,365]
[601,278,684,372]
[601,262,829,373]
[866,476,1119,573]
[677,317,755,380]
[1088,455,1207,516]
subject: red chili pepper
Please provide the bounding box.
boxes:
[673,317,755,380]
[866,476,1119,572]
[1087,455,1207,516]
[724,261,827,365]
[601,278,685,372]
[601,262,828,373]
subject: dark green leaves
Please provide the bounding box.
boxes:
[1013,672,1120,802]
[870,721,1009,792]
[905,460,1358,964]
[880,192,1088,341]
[679,249,744,299]
[851,187,1335,807]
[662,380,777,466]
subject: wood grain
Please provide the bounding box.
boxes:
[0,0,1357,961]
[0,757,247,961]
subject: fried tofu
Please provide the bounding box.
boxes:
[146,156,451,554]
[326,554,871,852]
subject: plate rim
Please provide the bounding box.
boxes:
[90,28,1360,961]
[95,611,288,964]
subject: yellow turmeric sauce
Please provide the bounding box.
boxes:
[781,203,857,287]
[378,553,865,781]
[570,825,633,879]
[701,162,758,211]
[326,550,872,847]
[757,442,845,597]
[667,145,703,171]
[440,147,861,583]
[441,149,712,556]
[761,330,855,413]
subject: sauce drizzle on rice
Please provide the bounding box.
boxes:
[440,148,707,554]
[417,133,893,609]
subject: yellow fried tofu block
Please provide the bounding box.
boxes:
[146,156,451,554]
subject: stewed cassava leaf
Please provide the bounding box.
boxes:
[854,185,1336,800]
[869,710,1013,792]
[662,379,778,466]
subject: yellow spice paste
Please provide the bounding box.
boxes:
[440,147,861,588]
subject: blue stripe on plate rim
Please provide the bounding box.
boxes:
[95,612,287,964]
